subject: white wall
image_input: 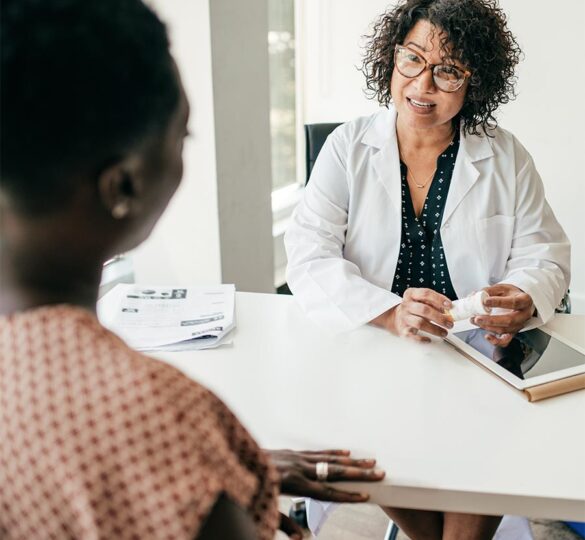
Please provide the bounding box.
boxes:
[299,0,585,312]
[132,0,275,293]
[497,0,584,313]
[131,0,222,286]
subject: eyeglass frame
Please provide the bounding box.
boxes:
[393,44,471,93]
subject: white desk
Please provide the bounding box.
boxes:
[158,292,585,521]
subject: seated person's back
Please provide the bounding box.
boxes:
[0,306,279,538]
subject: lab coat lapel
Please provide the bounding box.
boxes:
[363,108,402,215]
[441,126,494,225]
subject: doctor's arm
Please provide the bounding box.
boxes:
[474,150,570,344]
[284,132,398,332]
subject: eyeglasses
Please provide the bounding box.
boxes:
[394,45,471,93]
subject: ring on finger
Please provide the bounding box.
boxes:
[316,461,329,481]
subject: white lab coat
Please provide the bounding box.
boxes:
[285,107,570,332]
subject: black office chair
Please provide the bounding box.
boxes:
[556,290,571,314]
[276,122,343,295]
[304,122,342,184]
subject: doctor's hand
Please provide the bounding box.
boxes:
[266,449,385,502]
[472,284,534,347]
[370,287,454,343]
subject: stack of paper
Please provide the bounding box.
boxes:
[97,284,235,351]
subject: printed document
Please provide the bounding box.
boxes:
[97,284,235,351]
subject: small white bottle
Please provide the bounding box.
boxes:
[446,290,491,321]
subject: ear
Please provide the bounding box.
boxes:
[97,157,143,220]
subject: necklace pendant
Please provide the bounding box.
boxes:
[407,167,436,190]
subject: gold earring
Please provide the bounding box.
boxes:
[112,201,130,219]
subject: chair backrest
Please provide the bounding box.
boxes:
[556,291,572,314]
[304,122,342,184]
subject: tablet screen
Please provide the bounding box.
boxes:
[453,328,585,381]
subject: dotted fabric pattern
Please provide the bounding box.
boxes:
[391,133,460,300]
[0,306,280,540]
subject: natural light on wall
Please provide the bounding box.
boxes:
[268,0,297,192]
[268,0,302,288]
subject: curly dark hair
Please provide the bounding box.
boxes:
[1,0,180,214]
[361,0,522,135]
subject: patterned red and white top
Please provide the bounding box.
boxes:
[0,305,280,539]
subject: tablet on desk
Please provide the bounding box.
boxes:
[445,326,585,399]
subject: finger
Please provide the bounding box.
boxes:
[404,287,452,311]
[473,314,514,328]
[302,455,377,467]
[405,327,432,344]
[473,314,529,335]
[408,302,454,330]
[404,315,448,339]
[400,325,431,343]
[301,481,370,503]
[473,311,531,329]
[279,513,304,540]
[417,321,448,338]
[485,332,514,347]
[298,449,351,456]
[301,461,384,481]
[484,294,532,310]
[483,284,511,297]
[322,464,385,481]
[475,322,523,335]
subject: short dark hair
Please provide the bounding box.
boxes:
[361,0,522,135]
[1,0,180,213]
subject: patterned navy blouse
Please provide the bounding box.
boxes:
[391,132,460,301]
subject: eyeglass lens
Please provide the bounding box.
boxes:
[395,47,465,92]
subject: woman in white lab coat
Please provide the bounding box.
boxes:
[286,1,569,346]
[285,0,570,538]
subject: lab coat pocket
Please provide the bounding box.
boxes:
[476,215,515,284]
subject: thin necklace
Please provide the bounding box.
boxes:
[398,127,455,189]
[408,168,436,189]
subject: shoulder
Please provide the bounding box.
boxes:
[483,125,531,158]
[56,308,255,455]
[330,108,393,147]
[462,124,535,173]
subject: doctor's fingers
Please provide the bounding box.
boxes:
[400,315,446,342]
[475,322,524,338]
[485,332,515,347]
[401,325,431,343]
[473,311,531,333]
[484,292,533,311]
[404,300,454,330]
[403,287,453,312]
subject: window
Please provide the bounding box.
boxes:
[268,0,303,288]
[268,0,298,192]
